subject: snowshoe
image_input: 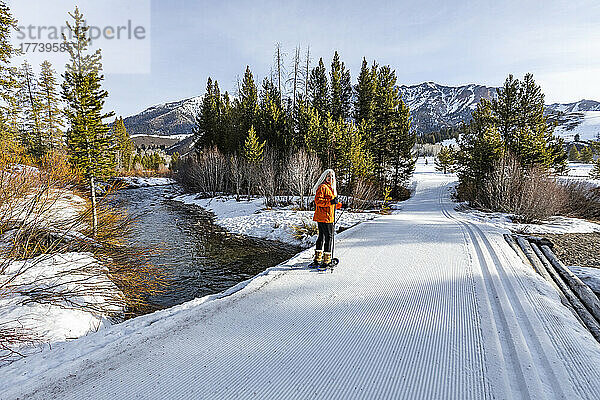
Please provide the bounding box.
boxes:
[317,257,339,272]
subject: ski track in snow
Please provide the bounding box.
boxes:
[3,177,600,399]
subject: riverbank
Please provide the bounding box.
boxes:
[170,194,379,247]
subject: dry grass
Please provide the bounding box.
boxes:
[291,219,318,240]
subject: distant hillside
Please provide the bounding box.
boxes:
[397,82,497,134]
[122,85,600,143]
[123,96,202,136]
[546,100,600,142]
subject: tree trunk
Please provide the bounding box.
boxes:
[90,175,98,237]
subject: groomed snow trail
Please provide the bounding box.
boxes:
[4,174,600,399]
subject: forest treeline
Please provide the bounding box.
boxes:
[185,46,416,200]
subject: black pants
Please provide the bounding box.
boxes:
[315,222,334,253]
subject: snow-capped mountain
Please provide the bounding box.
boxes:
[397,82,497,134]
[546,99,600,114]
[545,100,600,142]
[123,96,202,136]
[122,85,599,141]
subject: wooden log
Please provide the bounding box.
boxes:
[515,235,547,276]
[529,243,586,328]
[524,235,554,249]
[513,235,581,323]
[504,234,531,266]
[531,244,600,341]
[540,244,600,325]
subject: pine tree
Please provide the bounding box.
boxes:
[568,145,580,161]
[61,6,115,236]
[259,77,285,151]
[590,157,600,180]
[243,125,265,164]
[196,77,219,149]
[330,51,352,121]
[0,2,20,140]
[388,98,415,194]
[456,100,504,201]
[435,146,456,174]
[38,60,64,150]
[354,58,376,127]
[235,66,259,151]
[17,60,44,158]
[580,146,593,163]
[308,58,329,117]
[112,117,133,171]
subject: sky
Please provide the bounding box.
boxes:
[9,0,600,117]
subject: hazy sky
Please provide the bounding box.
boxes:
[15,0,600,117]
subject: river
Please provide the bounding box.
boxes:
[111,184,301,312]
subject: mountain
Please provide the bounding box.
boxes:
[123,96,202,136]
[397,82,497,134]
[122,85,599,142]
[545,99,600,114]
[545,100,600,142]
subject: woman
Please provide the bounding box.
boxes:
[311,169,342,267]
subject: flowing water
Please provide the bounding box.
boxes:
[111,184,301,312]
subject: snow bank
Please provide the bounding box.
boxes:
[0,252,123,362]
[118,176,176,188]
[460,209,600,234]
[568,265,600,294]
[171,194,377,246]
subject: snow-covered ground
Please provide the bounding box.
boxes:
[3,157,600,399]
[0,253,122,361]
[171,194,377,247]
[118,176,176,188]
[0,186,124,363]
[554,111,600,142]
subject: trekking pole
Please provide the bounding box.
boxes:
[330,205,346,273]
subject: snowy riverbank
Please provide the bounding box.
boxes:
[170,194,378,247]
[0,187,125,364]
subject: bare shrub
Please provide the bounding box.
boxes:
[0,147,166,361]
[257,147,280,207]
[561,181,600,221]
[478,154,567,223]
[349,178,380,210]
[229,154,245,201]
[176,147,228,196]
[285,148,322,210]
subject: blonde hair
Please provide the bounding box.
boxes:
[311,169,337,196]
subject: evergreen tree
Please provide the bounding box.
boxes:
[61,6,115,236]
[112,117,133,171]
[259,77,286,150]
[17,60,44,158]
[435,146,456,174]
[330,51,352,121]
[243,125,265,164]
[38,60,64,150]
[456,100,503,201]
[354,58,376,128]
[590,157,600,180]
[195,77,220,149]
[568,145,580,161]
[308,58,329,117]
[0,2,20,140]
[580,146,594,163]
[388,99,415,195]
[235,66,259,152]
[491,73,562,168]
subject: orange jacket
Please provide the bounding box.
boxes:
[313,183,340,223]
